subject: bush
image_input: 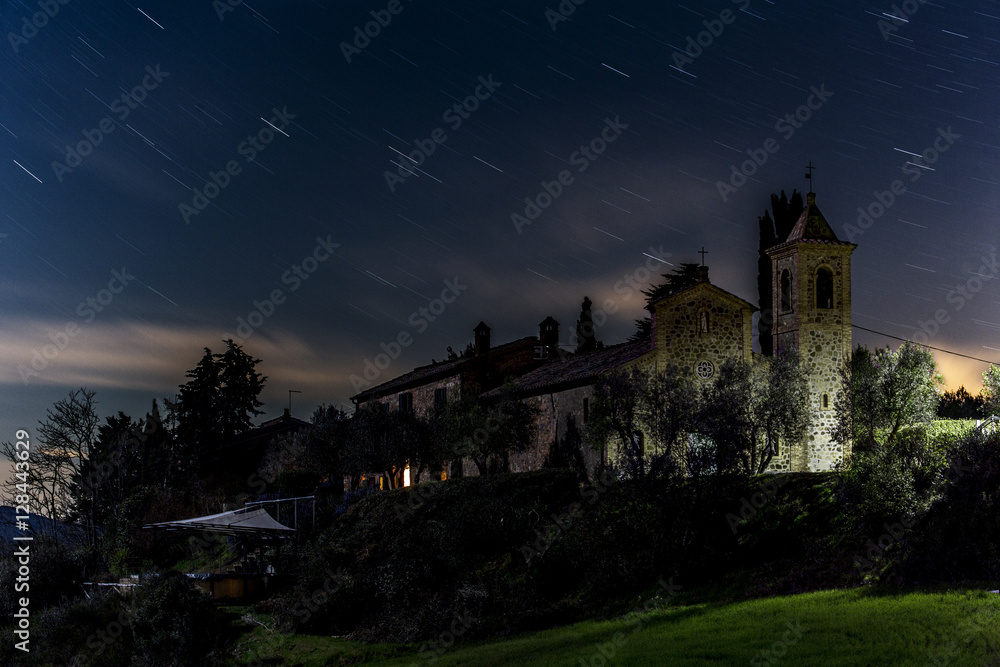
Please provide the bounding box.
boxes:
[0,588,130,667]
[0,538,90,620]
[836,420,974,542]
[274,470,323,496]
[332,485,376,518]
[835,446,920,537]
[271,470,780,642]
[535,476,747,608]
[894,429,1000,582]
[0,570,224,666]
[272,470,582,641]
[129,572,223,666]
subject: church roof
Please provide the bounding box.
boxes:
[780,192,854,246]
[482,340,651,398]
[350,336,539,403]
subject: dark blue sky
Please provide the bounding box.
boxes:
[2,0,999,438]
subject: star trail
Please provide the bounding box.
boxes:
[2,0,999,441]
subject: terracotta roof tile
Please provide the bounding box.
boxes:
[483,339,652,397]
[350,337,538,402]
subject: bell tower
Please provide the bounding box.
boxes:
[766,191,856,471]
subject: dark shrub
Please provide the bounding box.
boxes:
[835,445,920,537]
[0,538,89,619]
[129,572,223,666]
[894,430,1000,583]
[0,589,130,667]
[332,485,376,518]
[274,470,322,496]
[272,470,581,641]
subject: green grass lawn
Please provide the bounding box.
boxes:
[228,588,1000,666]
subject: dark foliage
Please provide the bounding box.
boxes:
[629,263,704,343]
[129,572,224,666]
[543,413,588,482]
[332,485,377,518]
[834,445,921,537]
[272,470,582,641]
[268,470,850,645]
[575,296,598,353]
[171,339,266,479]
[10,571,226,667]
[757,190,803,356]
[936,386,987,419]
[893,430,1000,583]
[430,385,539,477]
[345,405,430,489]
[440,342,475,362]
[1,588,131,667]
[0,538,89,620]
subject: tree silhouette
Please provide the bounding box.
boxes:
[937,386,986,419]
[575,296,598,353]
[544,413,588,481]
[1,388,98,542]
[172,339,266,477]
[757,190,804,355]
[629,263,704,343]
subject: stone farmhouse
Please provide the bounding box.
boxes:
[351,192,855,481]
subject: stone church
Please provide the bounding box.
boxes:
[352,191,855,480]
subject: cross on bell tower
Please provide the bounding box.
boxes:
[804,161,816,194]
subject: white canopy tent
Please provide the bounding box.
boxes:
[144,507,295,536]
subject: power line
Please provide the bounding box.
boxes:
[852,324,999,366]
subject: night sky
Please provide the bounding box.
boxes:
[2,0,999,443]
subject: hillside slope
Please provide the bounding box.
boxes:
[269,470,866,643]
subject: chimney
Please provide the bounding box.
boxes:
[474,321,491,356]
[539,316,559,348]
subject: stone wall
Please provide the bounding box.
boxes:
[652,286,753,384]
[769,242,854,472]
[802,328,846,470]
[360,374,460,419]
[510,385,599,477]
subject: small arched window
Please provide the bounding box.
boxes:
[822,393,830,409]
[780,269,792,312]
[816,267,833,309]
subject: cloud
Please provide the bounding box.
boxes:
[0,318,334,394]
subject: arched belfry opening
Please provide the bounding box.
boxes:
[816,267,833,309]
